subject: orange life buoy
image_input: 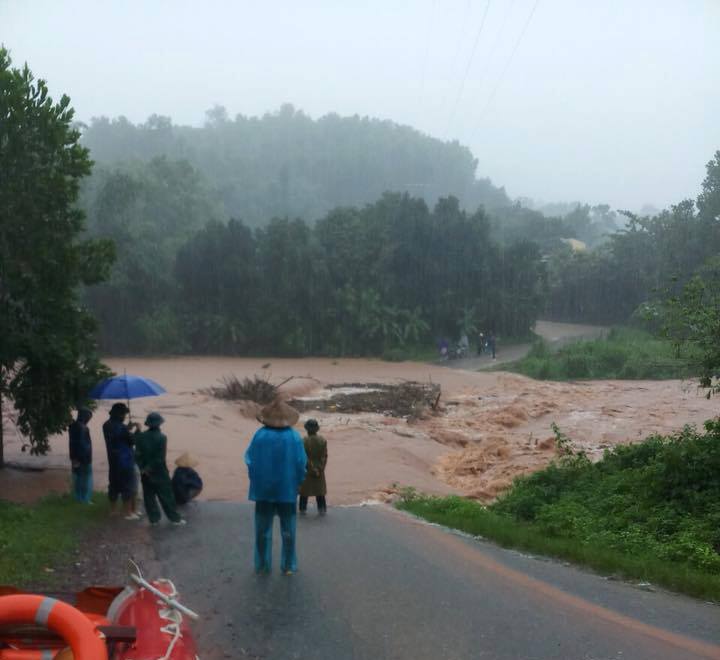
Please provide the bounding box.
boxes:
[0,595,107,660]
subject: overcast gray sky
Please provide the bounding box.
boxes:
[3,0,718,210]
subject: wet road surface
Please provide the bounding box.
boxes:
[149,502,720,660]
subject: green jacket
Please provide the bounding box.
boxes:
[134,429,169,476]
[299,433,327,497]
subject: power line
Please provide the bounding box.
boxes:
[448,0,474,76]
[447,0,492,126]
[478,0,540,120]
[417,0,439,103]
[481,0,517,83]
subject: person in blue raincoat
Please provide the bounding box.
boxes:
[245,399,307,575]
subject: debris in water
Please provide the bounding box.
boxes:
[290,382,441,419]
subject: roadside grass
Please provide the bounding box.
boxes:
[397,422,720,602]
[505,327,700,380]
[398,495,720,602]
[0,493,109,586]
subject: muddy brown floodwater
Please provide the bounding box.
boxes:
[2,342,717,505]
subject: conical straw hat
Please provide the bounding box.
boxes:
[257,399,299,428]
[175,452,199,468]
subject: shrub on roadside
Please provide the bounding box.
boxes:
[509,327,700,380]
[493,421,720,572]
[398,420,720,599]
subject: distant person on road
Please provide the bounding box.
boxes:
[459,333,469,357]
[438,337,449,360]
[135,412,186,526]
[68,407,93,504]
[477,332,485,356]
[102,403,139,520]
[172,452,203,505]
[298,418,328,515]
[245,399,307,576]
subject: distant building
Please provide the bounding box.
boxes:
[561,238,587,252]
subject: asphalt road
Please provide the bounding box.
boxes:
[440,320,607,371]
[149,502,720,660]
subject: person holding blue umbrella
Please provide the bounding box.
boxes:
[102,402,140,519]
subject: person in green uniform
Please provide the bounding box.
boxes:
[298,418,328,515]
[134,412,186,526]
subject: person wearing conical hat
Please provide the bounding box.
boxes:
[172,452,203,505]
[134,412,186,526]
[245,399,307,575]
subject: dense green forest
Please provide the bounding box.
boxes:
[85,188,544,355]
[77,108,629,356]
[546,152,720,324]
[77,107,719,356]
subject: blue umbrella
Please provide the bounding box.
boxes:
[88,373,167,419]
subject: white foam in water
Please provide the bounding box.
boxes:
[294,386,382,401]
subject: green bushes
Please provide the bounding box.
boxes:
[510,328,700,380]
[399,421,720,600]
[495,422,720,574]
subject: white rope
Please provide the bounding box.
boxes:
[125,578,200,660]
[155,580,183,660]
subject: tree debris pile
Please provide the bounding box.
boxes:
[207,375,277,404]
[290,382,441,419]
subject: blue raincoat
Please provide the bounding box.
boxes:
[245,427,307,503]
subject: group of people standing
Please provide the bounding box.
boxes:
[68,403,203,525]
[69,396,329,575]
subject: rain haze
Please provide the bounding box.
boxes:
[3,0,718,210]
[5,2,720,656]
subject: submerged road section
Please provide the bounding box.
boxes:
[150,502,720,660]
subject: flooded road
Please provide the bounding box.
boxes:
[3,320,716,503]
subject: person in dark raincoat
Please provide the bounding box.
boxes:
[134,412,185,526]
[298,418,328,515]
[245,399,306,575]
[488,330,497,360]
[172,452,203,505]
[68,407,93,503]
[102,403,139,519]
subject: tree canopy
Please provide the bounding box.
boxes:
[80,104,511,227]
[546,151,720,325]
[0,48,114,461]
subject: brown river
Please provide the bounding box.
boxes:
[2,322,717,504]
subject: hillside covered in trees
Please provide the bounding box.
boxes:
[80,104,511,226]
[77,106,718,357]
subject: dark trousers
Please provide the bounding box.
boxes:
[141,472,181,523]
[108,465,136,503]
[254,501,297,573]
[299,495,327,512]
